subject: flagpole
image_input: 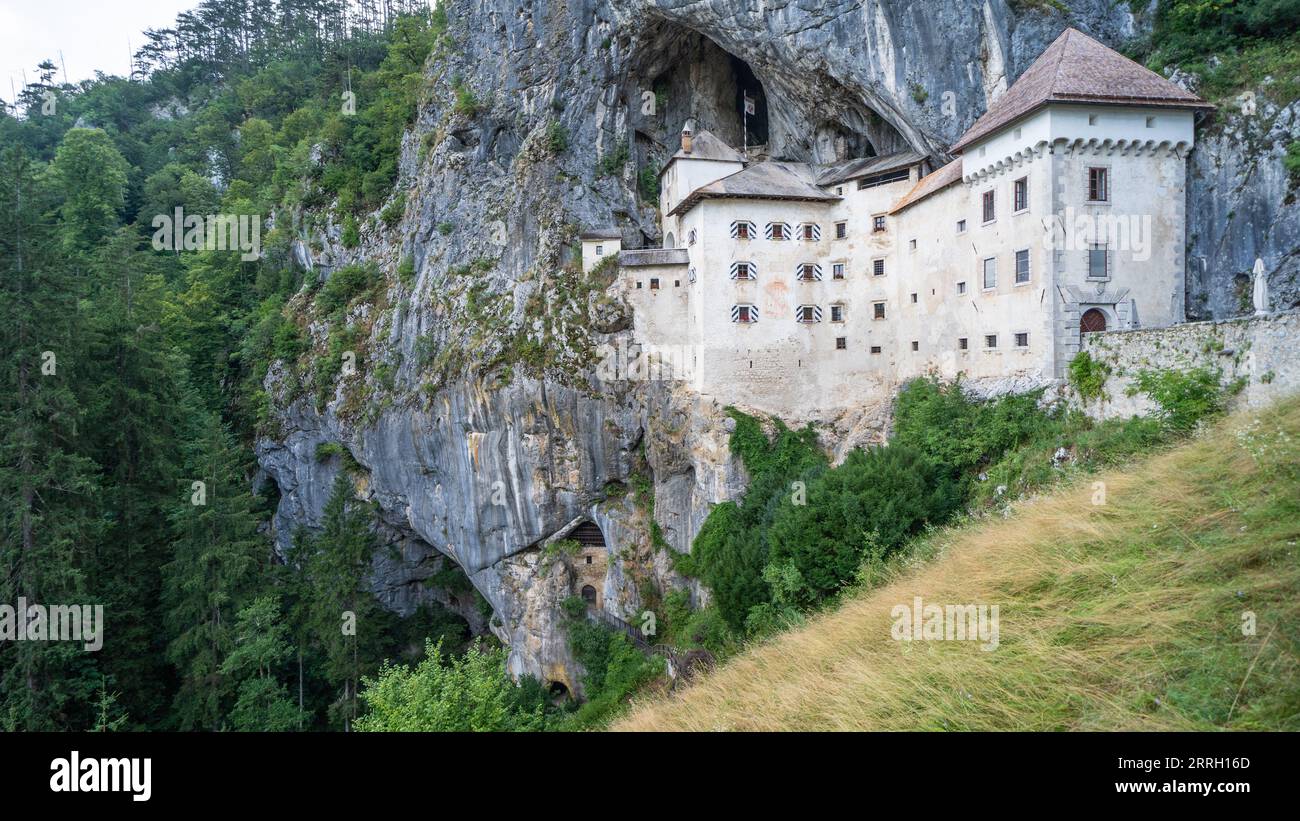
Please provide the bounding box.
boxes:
[743,90,748,156]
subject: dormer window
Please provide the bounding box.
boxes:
[731,220,755,240]
[766,222,790,240]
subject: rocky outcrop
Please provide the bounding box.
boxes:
[256,0,1299,688]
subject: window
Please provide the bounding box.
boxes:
[650,278,660,290]
[835,221,847,239]
[832,262,845,280]
[982,190,995,223]
[870,345,882,354]
[1014,249,1030,284]
[730,261,755,280]
[635,281,643,289]
[732,304,757,323]
[985,334,998,349]
[957,219,967,233]
[796,305,821,323]
[957,281,967,295]
[982,257,997,290]
[836,337,847,350]
[731,220,755,240]
[797,263,821,282]
[858,168,911,189]
[766,222,789,240]
[1014,127,1022,140]
[1088,167,1109,202]
[688,229,697,246]
[959,337,968,350]
[1145,116,1156,128]
[1088,244,1109,279]
[800,223,820,241]
[595,245,604,256]
[830,304,844,322]
[873,215,887,232]
[909,238,917,251]
[872,258,886,277]
[910,293,917,304]
[911,340,919,352]
[835,186,844,195]
[585,556,592,565]
[1088,114,1098,125]
[1015,332,1029,348]
[873,302,886,320]
[674,280,680,287]
[1013,177,1028,212]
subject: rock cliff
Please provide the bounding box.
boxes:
[256,0,1300,689]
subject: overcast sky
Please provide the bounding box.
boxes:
[1,0,199,104]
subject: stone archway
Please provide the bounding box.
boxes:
[581,585,597,607]
[1081,308,1108,333]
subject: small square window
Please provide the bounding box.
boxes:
[674,280,680,287]
[736,305,753,323]
[735,222,751,239]
[835,221,847,239]
[870,345,882,354]
[770,223,788,240]
[835,186,844,196]
[831,305,844,322]
[911,340,919,352]
[873,302,886,320]
[959,337,968,350]
[832,262,845,280]
[650,278,660,290]
[802,224,817,241]
[636,281,643,289]
[585,556,592,565]
[799,264,817,281]
[595,245,604,256]
[909,238,917,250]
[957,281,967,295]
[836,337,847,350]
[1015,332,1029,348]
[735,263,751,280]
[798,305,817,323]
[985,334,998,349]
[872,259,886,277]
[873,215,887,232]
[957,219,967,233]
[910,293,917,304]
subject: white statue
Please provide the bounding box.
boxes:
[1252,257,1269,317]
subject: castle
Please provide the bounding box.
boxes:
[585,28,1214,418]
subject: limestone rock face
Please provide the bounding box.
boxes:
[257,0,1298,686]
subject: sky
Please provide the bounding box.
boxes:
[1,0,200,105]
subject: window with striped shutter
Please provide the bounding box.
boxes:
[730,261,756,281]
[730,220,756,239]
[731,304,758,323]
[798,223,822,241]
[765,222,790,240]
[795,263,823,282]
[796,305,822,323]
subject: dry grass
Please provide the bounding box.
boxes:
[615,399,1300,731]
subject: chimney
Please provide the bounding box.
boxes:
[681,120,694,154]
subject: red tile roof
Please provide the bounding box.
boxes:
[951,27,1212,154]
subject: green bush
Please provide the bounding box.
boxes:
[1068,350,1112,402]
[380,192,406,228]
[546,121,568,153]
[340,213,360,248]
[316,262,380,315]
[1131,367,1225,431]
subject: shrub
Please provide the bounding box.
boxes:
[1132,367,1225,431]
[316,262,380,315]
[340,213,360,248]
[1068,350,1112,402]
[545,121,568,154]
[380,192,405,228]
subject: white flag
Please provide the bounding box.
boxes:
[744,93,755,115]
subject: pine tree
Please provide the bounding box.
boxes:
[221,594,303,730]
[162,416,266,731]
[0,145,102,730]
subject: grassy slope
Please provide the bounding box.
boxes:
[615,398,1300,731]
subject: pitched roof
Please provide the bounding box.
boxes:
[668,161,839,216]
[659,129,747,176]
[815,150,927,186]
[889,159,964,214]
[951,27,1212,154]
[580,228,623,240]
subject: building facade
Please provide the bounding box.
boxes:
[610,29,1212,419]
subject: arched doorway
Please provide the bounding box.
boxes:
[581,585,597,607]
[664,231,675,249]
[1080,308,1108,333]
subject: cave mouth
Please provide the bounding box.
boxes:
[548,681,570,702]
[625,17,908,165]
